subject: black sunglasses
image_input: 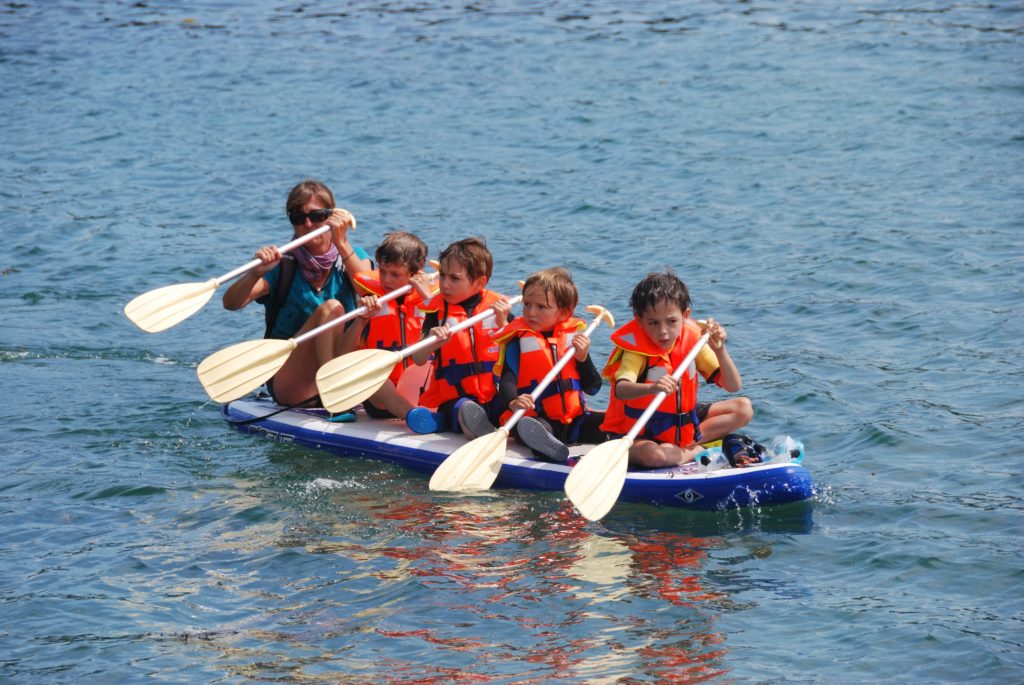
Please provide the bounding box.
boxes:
[287,208,333,225]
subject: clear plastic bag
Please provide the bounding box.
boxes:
[766,435,805,464]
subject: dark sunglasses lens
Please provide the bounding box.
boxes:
[288,208,332,224]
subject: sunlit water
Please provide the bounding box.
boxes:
[1,1,1021,683]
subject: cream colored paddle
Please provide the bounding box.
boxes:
[315,294,524,413]
[564,331,710,522]
[429,305,615,492]
[197,267,439,403]
[125,215,352,333]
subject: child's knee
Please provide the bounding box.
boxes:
[631,443,674,469]
[735,397,754,424]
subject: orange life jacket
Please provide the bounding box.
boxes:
[417,290,504,408]
[599,318,704,445]
[353,272,430,386]
[492,317,587,425]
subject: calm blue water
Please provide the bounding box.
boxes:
[2,1,1022,682]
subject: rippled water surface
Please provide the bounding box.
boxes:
[1,1,1022,683]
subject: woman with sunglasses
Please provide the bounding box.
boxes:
[222,179,372,407]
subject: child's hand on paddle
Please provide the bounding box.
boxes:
[509,394,535,413]
[652,374,678,395]
[357,294,380,320]
[700,317,726,350]
[492,297,512,327]
[572,333,590,361]
[429,324,452,344]
[410,271,435,299]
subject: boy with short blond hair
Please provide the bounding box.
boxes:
[466,267,604,463]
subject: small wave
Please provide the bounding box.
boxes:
[305,477,364,493]
[79,484,168,500]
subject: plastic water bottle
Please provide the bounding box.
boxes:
[766,436,804,464]
[694,446,730,472]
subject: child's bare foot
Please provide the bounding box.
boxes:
[675,443,705,465]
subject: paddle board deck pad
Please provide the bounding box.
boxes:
[221,397,814,512]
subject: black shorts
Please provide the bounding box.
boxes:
[362,399,397,420]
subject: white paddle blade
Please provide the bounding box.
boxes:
[564,438,631,521]
[429,428,510,492]
[124,279,218,333]
[315,348,402,413]
[197,338,297,403]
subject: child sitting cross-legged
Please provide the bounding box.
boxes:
[600,270,753,468]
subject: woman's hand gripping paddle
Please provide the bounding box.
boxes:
[564,331,710,522]
[428,305,615,492]
[196,265,439,403]
[125,217,352,333]
[315,294,524,414]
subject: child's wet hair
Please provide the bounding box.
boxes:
[438,237,493,282]
[376,232,427,273]
[629,270,691,317]
[523,267,578,311]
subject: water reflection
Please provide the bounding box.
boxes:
[155,442,816,682]
[167,466,769,682]
[108,423,825,685]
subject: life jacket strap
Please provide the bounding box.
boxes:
[434,358,495,393]
[520,377,582,402]
[624,404,702,443]
[264,254,297,339]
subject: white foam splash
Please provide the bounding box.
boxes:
[305,477,363,493]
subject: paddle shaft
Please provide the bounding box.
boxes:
[402,294,523,361]
[291,282,414,346]
[215,224,333,287]
[282,262,439,346]
[503,312,609,431]
[622,332,711,442]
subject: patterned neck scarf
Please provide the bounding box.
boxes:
[294,244,339,285]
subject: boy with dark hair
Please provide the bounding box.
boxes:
[601,270,752,468]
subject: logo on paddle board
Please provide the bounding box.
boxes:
[250,426,294,444]
[674,488,703,503]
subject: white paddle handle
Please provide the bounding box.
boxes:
[623,332,710,442]
[401,294,523,361]
[214,224,335,287]
[291,267,440,346]
[291,283,414,346]
[503,309,610,430]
